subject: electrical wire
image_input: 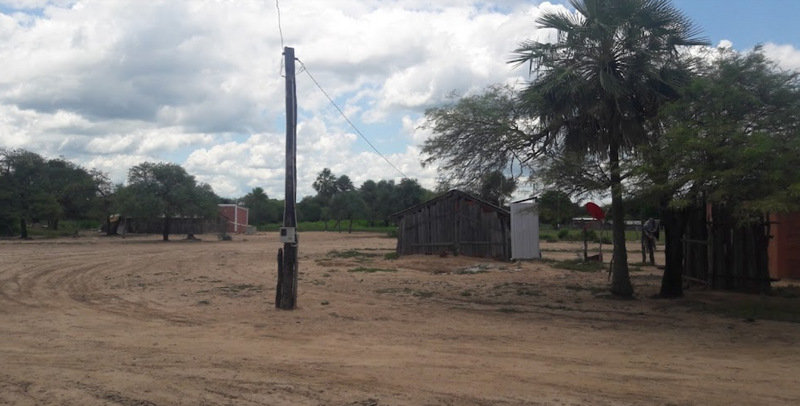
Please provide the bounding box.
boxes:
[275,0,285,48]
[295,58,409,179]
[275,0,285,77]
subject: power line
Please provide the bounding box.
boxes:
[275,0,285,48]
[275,0,285,77]
[296,59,409,179]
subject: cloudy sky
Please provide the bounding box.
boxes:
[2,0,799,199]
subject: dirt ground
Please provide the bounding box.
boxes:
[1,232,798,406]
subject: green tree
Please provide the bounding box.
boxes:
[633,47,800,296]
[330,191,366,233]
[392,178,427,215]
[336,175,355,193]
[297,195,323,222]
[359,180,380,226]
[89,169,117,235]
[510,0,707,297]
[312,168,338,203]
[0,149,61,238]
[475,171,517,206]
[538,190,578,227]
[116,162,217,241]
[422,84,535,188]
[374,179,398,226]
[44,158,96,230]
[242,187,275,225]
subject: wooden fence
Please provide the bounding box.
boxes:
[126,216,228,236]
[682,204,772,292]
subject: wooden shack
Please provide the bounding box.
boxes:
[390,190,510,260]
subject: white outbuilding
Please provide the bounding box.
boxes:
[510,197,540,260]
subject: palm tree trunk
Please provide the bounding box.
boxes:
[609,142,633,297]
[162,216,170,241]
[660,208,687,297]
[19,218,28,239]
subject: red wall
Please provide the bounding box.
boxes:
[218,205,249,234]
[769,212,800,280]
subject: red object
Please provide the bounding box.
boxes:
[585,202,605,221]
[218,204,250,234]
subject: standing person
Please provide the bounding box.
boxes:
[642,218,658,265]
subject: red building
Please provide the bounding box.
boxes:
[218,204,249,234]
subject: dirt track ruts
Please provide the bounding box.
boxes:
[1,232,799,406]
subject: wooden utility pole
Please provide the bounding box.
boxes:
[276,47,298,310]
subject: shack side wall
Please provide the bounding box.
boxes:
[396,194,510,260]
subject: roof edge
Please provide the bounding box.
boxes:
[389,189,509,219]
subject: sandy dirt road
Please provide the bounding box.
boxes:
[0,232,798,406]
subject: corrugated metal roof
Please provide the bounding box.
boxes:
[389,189,509,220]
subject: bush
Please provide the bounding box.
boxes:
[557,229,570,240]
[597,236,612,245]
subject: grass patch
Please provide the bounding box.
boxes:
[321,301,330,306]
[541,304,579,312]
[689,298,800,323]
[771,285,800,299]
[498,307,523,313]
[349,266,397,273]
[328,249,379,259]
[197,300,211,306]
[456,264,490,275]
[322,273,332,278]
[550,259,606,273]
[375,287,412,294]
[460,290,473,297]
[311,280,326,286]
[565,284,608,294]
[384,252,399,260]
[516,288,543,297]
[412,290,435,298]
[216,284,263,293]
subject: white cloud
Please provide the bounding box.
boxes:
[762,42,800,71]
[0,0,570,197]
[3,1,795,199]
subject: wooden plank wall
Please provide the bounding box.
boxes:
[128,217,228,235]
[683,204,771,292]
[396,193,510,260]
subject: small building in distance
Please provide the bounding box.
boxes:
[390,190,511,260]
[218,204,250,234]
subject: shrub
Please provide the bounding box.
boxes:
[557,229,570,240]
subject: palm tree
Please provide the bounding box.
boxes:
[335,175,355,193]
[312,168,338,202]
[511,0,707,296]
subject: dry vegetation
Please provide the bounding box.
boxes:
[1,232,799,406]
